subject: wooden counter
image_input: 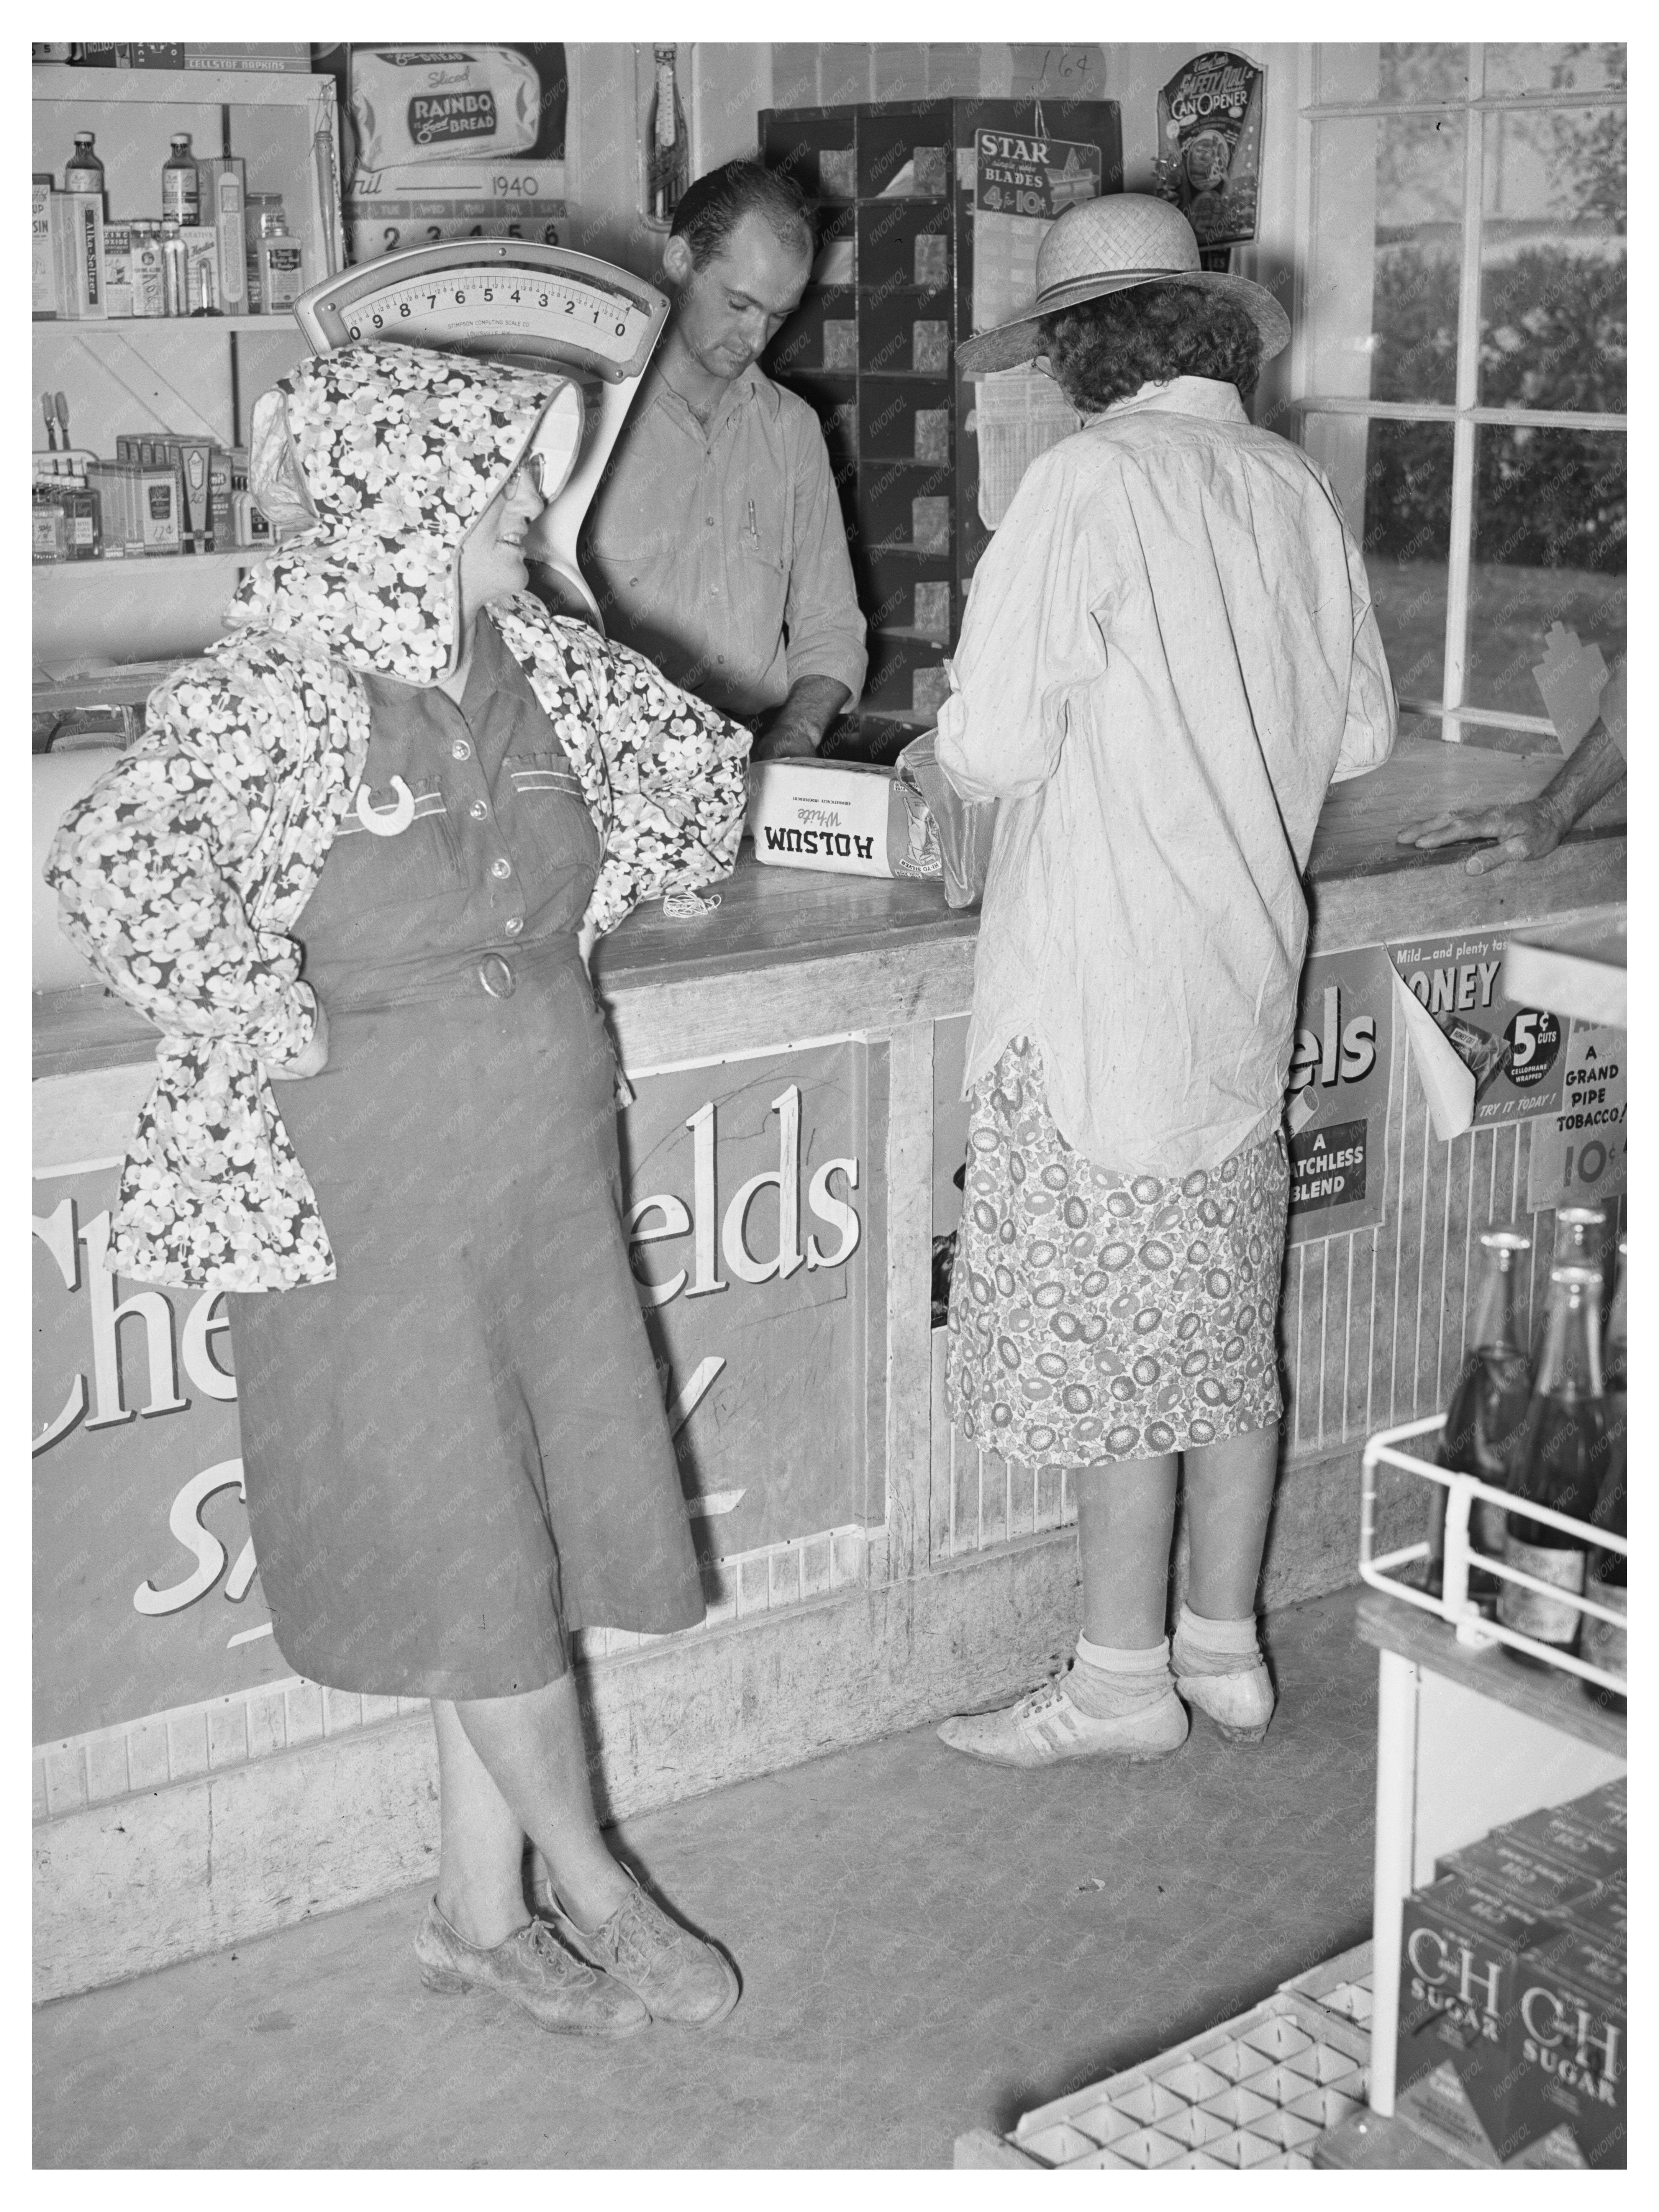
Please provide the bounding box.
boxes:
[31,737,1627,2003]
[31,736,1629,1082]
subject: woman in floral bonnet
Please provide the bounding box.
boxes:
[47,342,752,2037]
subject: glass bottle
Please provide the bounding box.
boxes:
[646,45,690,225]
[1580,1236,1626,1712]
[1554,1205,1606,1268]
[1499,1263,1610,1664]
[64,132,105,214]
[1428,1230,1532,1608]
[162,133,200,225]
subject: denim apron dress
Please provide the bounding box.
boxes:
[228,615,704,1698]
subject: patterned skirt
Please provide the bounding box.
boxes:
[945,1037,1289,1468]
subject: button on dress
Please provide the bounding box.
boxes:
[228,615,705,1698]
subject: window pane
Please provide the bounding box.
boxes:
[1307,115,1463,403]
[1479,105,1626,412]
[1304,414,1454,703]
[1466,426,1626,716]
[1484,43,1625,95]
[1312,43,1471,104]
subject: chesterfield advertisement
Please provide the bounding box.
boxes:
[33,1042,874,1745]
[1284,942,1395,1242]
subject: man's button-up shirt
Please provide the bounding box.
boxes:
[580,362,867,720]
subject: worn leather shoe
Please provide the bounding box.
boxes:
[936,1676,1189,1768]
[1174,1657,1276,1741]
[550,1872,741,2028]
[414,1899,649,2037]
[1173,1631,1276,1743]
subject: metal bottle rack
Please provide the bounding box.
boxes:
[1360,1414,1628,1699]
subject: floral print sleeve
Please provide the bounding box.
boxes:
[493,600,751,935]
[48,670,319,1060]
[43,643,370,1292]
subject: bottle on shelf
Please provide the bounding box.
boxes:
[1553,1204,1606,1268]
[646,45,690,225]
[1580,1236,1626,1713]
[64,131,105,213]
[256,209,304,316]
[244,195,285,313]
[161,224,188,318]
[1498,1262,1610,1666]
[162,134,200,226]
[1427,1229,1532,1609]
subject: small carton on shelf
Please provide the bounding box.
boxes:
[48,192,108,319]
[1561,1868,1626,1945]
[32,175,57,315]
[1433,1834,1603,1923]
[131,231,166,317]
[1395,1877,1551,2100]
[102,225,135,318]
[1467,1926,1626,2168]
[197,157,248,313]
[1496,1805,1625,1891]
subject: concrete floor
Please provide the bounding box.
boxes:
[34,1588,1379,2169]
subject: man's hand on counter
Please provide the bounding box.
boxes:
[751,721,819,762]
[1395,797,1567,877]
[1396,713,1626,877]
[749,674,851,763]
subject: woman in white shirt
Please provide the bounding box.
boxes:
[934,198,1395,1768]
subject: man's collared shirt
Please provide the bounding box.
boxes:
[580,362,867,720]
[937,376,1397,1178]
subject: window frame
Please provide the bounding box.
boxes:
[1290,42,1627,746]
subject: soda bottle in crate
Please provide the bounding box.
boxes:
[1428,1229,1532,1608]
[1498,1264,1610,1665]
[1580,1235,1626,1712]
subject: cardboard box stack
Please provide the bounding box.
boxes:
[1394,1776,1626,2169]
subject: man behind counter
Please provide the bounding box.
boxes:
[580,161,867,760]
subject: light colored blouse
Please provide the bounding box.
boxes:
[582,363,868,719]
[937,376,1396,1178]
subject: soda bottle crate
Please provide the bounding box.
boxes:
[954,1961,1373,2170]
[1360,1415,1628,1701]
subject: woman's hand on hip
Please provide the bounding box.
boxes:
[270,995,330,1080]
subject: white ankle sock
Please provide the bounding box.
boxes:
[1175,1604,1262,1674]
[1069,1633,1172,1719]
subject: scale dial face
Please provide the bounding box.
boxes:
[294,241,667,382]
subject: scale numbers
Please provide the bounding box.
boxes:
[297,243,667,382]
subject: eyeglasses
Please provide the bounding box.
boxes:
[510,450,554,500]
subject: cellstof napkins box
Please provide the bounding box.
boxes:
[747,759,939,882]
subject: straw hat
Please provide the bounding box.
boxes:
[957,193,1290,377]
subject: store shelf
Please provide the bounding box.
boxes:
[1501,916,1626,1028]
[33,60,341,691]
[34,315,304,337]
[33,659,185,714]
[35,551,256,576]
[1356,1591,1625,1759]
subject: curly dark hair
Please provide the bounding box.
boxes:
[1040,283,1263,412]
[670,159,815,272]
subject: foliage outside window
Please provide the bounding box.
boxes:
[1296,43,1625,746]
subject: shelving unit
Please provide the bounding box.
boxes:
[1353,1424,1626,2130]
[757,99,1123,760]
[31,62,343,725]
